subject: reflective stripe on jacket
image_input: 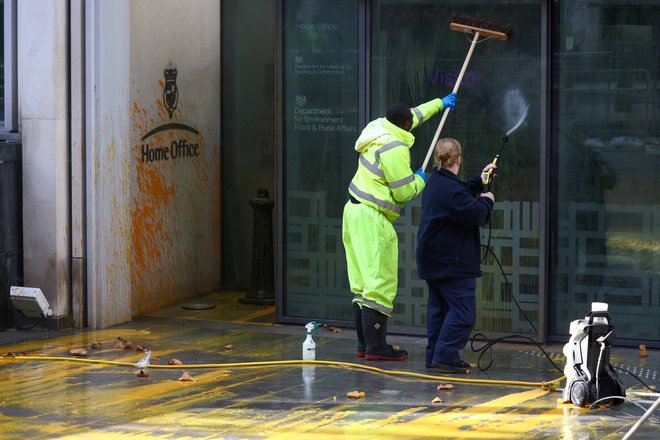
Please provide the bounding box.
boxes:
[347,98,444,221]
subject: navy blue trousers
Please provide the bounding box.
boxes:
[425,277,477,366]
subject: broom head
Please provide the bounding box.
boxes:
[450,16,512,41]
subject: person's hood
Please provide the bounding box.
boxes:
[354,117,415,153]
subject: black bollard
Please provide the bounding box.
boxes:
[239,188,275,305]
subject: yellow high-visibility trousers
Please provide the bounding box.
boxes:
[342,201,398,316]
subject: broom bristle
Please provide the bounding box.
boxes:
[450,16,512,41]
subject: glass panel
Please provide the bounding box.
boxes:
[371,1,542,333]
[550,1,660,342]
[221,0,276,289]
[283,0,360,319]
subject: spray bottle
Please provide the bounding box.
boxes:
[302,322,319,360]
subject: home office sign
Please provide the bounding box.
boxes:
[140,68,201,163]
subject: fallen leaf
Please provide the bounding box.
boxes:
[224,344,233,350]
[332,396,337,401]
[346,391,366,399]
[178,371,194,382]
[91,342,102,349]
[136,369,149,377]
[19,352,27,356]
[437,384,454,391]
[113,337,129,349]
[326,326,341,333]
[135,345,148,352]
[152,356,160,361]
[168,358,183,365]
[640,344,648,357]
[432,397,443,404]
[2,352,16,357]
[69,348,88,356]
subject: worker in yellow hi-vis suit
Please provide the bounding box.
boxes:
[343,93,457,361]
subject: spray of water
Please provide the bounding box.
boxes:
[502,89,530,136]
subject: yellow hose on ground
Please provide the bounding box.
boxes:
[1,355,564,390]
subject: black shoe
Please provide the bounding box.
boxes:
[430,360,471,374]
[362,306,408,361]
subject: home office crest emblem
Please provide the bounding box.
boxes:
[139,66,200,163]
[163,68,178,119]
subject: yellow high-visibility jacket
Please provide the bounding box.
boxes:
[347,98,445,221]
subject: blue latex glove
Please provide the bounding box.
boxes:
[441,93,457,111]
[414,167,427,182]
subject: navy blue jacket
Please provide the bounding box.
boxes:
[416,168,494,280]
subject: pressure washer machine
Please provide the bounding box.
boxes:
[562,302,626,407]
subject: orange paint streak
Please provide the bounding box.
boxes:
[131,163,175,265]
[130,99,179,312]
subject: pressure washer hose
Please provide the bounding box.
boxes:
[2,355,564,390]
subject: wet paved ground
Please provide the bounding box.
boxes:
[0,291,658,439]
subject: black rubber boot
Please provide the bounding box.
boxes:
[353,303,366,357]
[362,306,407,361]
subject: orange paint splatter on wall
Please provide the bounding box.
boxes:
[131,163,175,268]
[129,74,221,316]
[130,98,180,308]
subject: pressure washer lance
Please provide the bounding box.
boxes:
[481,135,508,190]
[562,302,626,408]
[302,322,321,360]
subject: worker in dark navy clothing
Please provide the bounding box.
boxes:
[416,138,495,374]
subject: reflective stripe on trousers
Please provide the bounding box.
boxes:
[352,295,392,316]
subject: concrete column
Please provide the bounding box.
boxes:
[18,0,71,327]
[85,0,132,328]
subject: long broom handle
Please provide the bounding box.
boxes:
[421,31,480,172]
